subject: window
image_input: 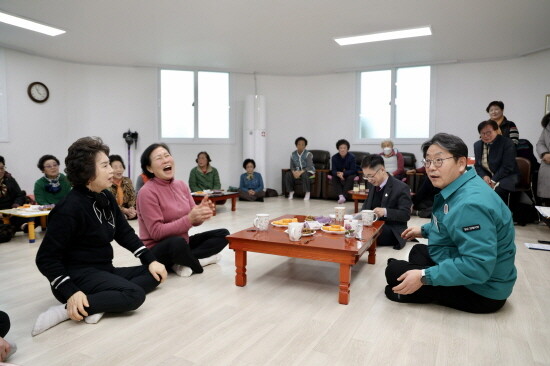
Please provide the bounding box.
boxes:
[160,70,230,141]
[359,66,431,141]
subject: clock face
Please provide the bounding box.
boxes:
[28,82,49,103]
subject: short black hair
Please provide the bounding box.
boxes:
[37,155,60,171]
[196,151,212,164]
[140,143,171,178]
[109,154,126,169]
[295,136,308,146]
[421,133,468,159]
[486,101,504,113]
[65,137,110,187]
[0,156,4,166]
[336,139,350,150]
[361,154,384,169]
[477,120,499,133]
[542,113,550,129]
[243,158,256,169]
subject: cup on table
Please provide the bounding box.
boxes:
[334,206,346,222]
[361,210,379,226]
[253,213,270,231]
[287,222,304,241]
[344,219,361,238]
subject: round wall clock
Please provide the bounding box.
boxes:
[27,82,49,103]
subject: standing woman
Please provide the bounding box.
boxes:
[330,139,357,204]
[108,155,137,219]
[536,113,550,206]
[189,151,221,192]
[486,101,520,145]
[33,137,166,336]
[137,143,229,277]
[239,159,265,202]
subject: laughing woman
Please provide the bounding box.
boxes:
[33,137,166,336]
[137,143,229,277]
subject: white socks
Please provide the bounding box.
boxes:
[85,312,104,324]
[4,339,16,361]
[172,264,193,277]
[304,192,310,200]
[31,304,69,336]
[199,253,222,267]
[338,195,346,204]
[288,191,294,200]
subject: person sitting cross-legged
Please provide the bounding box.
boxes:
[32,137,167,336]
[360,154,412,250]
[386,133,517,313]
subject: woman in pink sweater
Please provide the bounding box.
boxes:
[136,143,229,277]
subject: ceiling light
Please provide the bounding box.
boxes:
[335,26,431,46]
[0,11,65,36]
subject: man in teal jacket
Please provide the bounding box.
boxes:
[386,133,516,313]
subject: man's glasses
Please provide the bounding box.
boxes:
[363,167,381,181]
[422,157,454,168]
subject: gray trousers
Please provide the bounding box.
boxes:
[285,171,313,193]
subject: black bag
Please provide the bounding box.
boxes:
[0,223,14,243]
[265,188,278,197]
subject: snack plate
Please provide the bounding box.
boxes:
[284,229,316,237]
[321,227,346,235]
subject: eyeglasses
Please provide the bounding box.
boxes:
[480,131,495,137]
[422,157,454,168]
[0,166,5,171]
[44,164,59,169]
[363,167,381,181]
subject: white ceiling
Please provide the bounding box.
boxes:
[0,0,549,75]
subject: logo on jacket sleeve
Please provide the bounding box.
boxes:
[462,224,481,232]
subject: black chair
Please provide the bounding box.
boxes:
[281,149,330,198]
[322,151,367,200]
[401,152,417,171]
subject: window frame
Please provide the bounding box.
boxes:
[158,69,234,144]
[354,65,434,145]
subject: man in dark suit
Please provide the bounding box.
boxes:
[473,119,518,203]
[360,155,412,250]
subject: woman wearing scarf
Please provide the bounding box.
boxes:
[239,159,265,201]
[379,140,405,181]
[108,155,137,220]
[33,155,71,205]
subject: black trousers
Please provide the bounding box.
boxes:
[332,175,356,198]
[149,228,229,274]
[51,265,160,315]
[0,311,9,338]
[385,244,506,313]
[377,225,401,249]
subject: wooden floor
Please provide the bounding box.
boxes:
[1,196,549,366]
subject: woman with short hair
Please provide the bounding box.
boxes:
[108,155,137,220]
[32,137,166,336]
[137,143,229,277]
[486,101,520,145]
[33,154,71,205]
[330,139,357,204]
[239,159,265,202]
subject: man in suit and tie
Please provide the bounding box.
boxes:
[360,155,412,250]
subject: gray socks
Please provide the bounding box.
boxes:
[31,304,69,336]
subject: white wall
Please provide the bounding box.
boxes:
[1,48,549,194]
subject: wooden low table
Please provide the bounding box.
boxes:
[191,192,240,216]
[0,208,50,243]
[227,215,384,305]
[348,190,369,212]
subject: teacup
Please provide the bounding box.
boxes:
[334,206,346,222]
[253,213,270,231]
[361,210,379,226]
[288,222,304,241]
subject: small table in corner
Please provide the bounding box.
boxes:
[191,192,240,216]
[347,190,369,212]
[0,208,50,243]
